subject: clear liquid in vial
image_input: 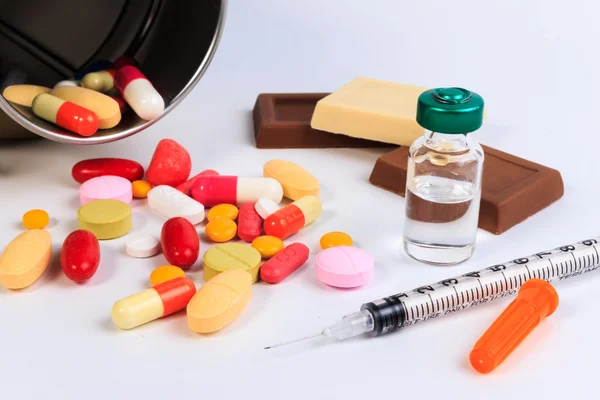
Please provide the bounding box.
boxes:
[403,175,480,265]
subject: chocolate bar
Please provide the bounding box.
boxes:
[369,146,564,234]
[252,93,395,149]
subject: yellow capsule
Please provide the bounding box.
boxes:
[149,265,186,286]
[207,204,239,222]
[251,235,284,259]
[81,70,115,93]
[205,218,237,242]
[22,209,50,230]
[320,231,353,249]
[132,180,152,198]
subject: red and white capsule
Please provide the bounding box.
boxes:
[32,93,99,136]
[114,65,164,120]
[192,176,283,207]
[111,277,196,330]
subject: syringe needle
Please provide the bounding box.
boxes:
[264,332,323,350]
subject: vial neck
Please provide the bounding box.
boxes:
[424,131,470,153]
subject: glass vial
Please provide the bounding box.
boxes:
[403,87,485,265]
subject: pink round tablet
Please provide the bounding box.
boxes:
[315,246,374,288]
[79,175,133,205]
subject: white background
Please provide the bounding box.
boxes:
[1,0,600,398]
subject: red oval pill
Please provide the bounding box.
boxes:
[161,217,199,268]
[61,229,101,283]
[260,243,309,284]
[72,158,144,184]
[237,202,262,243]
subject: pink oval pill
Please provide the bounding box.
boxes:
[79,175,133,205]
[315,246,374,288]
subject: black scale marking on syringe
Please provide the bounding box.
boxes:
[391,239,600,328]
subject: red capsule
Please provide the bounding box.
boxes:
[161,217,199,268]
[176,169,219,196]
[260,243,309,284]
[237,203,262,243]
[192,175,237,206]
[61,230,101,283]
[72,158,144,184]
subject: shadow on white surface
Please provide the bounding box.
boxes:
[46,217,59,230]
[98,316,120,333]
[131,212,148,232]
[43,244,65,284]
[68,195,80,210]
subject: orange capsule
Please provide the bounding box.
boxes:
[469,278,559,374]
[32,93,98,136]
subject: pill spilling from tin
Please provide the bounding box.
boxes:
[1,56,164,137]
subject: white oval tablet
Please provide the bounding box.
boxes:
[147,185,205,225]
[125,233,160,258]
[254,197,280,219]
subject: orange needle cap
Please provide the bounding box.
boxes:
[470,278,559,374]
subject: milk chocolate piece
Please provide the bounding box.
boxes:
[369,146,564,234]
[253,93,394,149]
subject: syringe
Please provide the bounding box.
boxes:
[265,237,600,349]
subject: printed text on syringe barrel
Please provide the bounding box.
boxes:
[365,239,599,335]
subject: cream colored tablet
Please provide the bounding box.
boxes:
[187,270,253,333]
[51,86,121,129]
[263,159,320,200]
[0,230,52,289]
[2,85,51,107]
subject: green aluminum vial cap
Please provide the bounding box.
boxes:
[416,87,484,134]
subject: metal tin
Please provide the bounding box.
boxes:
[0,0,227,144]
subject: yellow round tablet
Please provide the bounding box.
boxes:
[22,209,50,229]
[77,199,132,240]
[150,265,185,286]
[251,235,284,259]
[207,204,239,222]
[203,243,262,283]
[205,218,237,243]
[320,231,353,249]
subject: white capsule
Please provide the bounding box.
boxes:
[114,66,164,120]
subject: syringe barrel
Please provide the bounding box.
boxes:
[360,237,600,338]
